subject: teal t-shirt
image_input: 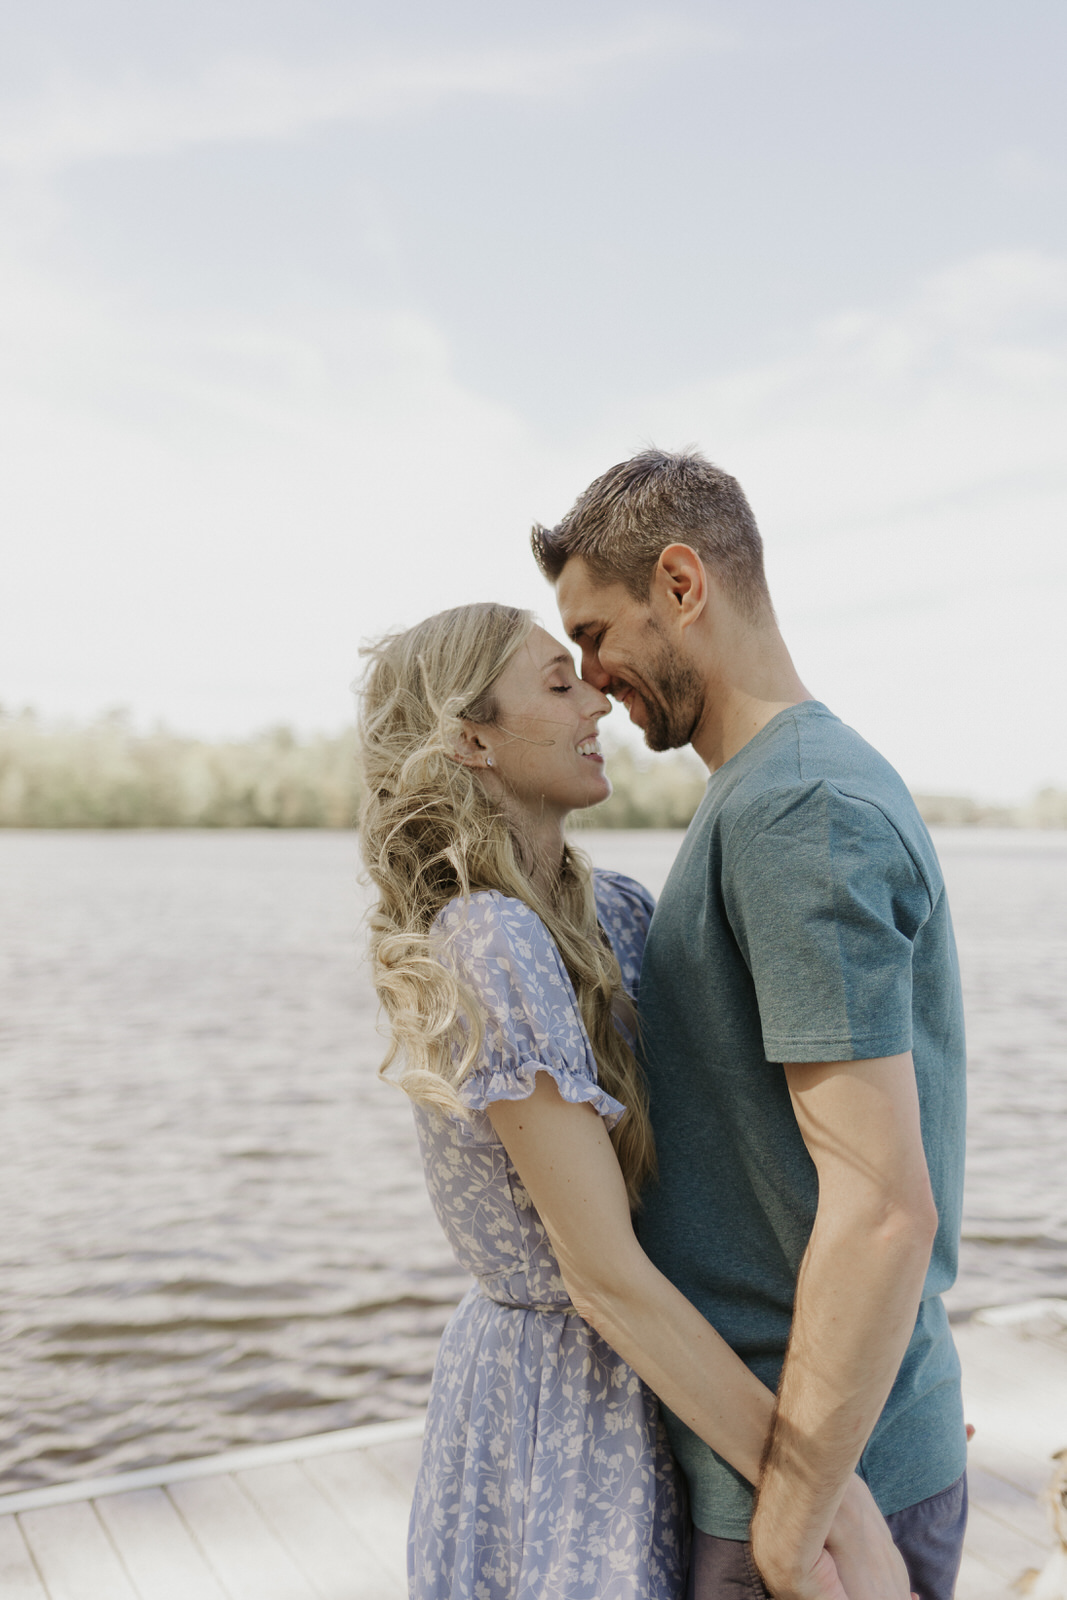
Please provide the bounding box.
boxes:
[638,701,967,1539]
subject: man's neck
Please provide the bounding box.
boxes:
[689,625,812,773]
[692,688,812,772]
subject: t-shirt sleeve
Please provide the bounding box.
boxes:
[722,782,935,1063]
[435,893,628,1144]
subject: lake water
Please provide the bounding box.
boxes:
[1,827,1065,1492]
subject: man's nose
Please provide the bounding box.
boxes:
[580,647,611,691]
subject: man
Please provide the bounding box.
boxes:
[531,449,968,1600]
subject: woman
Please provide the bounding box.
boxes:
[358,602,911,1600]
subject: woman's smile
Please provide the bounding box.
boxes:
[475,625,613,828]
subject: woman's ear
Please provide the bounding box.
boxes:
[452,722,492,769]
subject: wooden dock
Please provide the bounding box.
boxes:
[2,1303,1065,1599]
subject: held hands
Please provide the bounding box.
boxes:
[750,1433,978,1597]
[823,1477,915,1600]
[750,1476,913,1600]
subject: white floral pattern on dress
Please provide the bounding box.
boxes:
[408,870,688,1599]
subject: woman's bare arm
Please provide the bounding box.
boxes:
[488,1072,913,1600]
[489,1073,774,1480]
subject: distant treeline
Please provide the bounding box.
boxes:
[2,709,1065,830]
[0,711,359,829]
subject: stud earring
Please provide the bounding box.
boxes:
[485,756,494,768]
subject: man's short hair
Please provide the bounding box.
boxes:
[531,447,772,619]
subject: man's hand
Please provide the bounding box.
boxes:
[759,1545,850,1600]
[752,1477,913,1600]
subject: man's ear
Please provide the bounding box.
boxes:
[452,722,491,768]
[651,544,708,628]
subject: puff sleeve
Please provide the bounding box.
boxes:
[434,891,628,1144]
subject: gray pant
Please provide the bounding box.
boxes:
[685,1473,968,1600]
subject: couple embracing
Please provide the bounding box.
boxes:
[358,449,968,1600]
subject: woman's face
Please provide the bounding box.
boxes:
[473,626,612,824]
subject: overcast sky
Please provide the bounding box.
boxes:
[2,0,1064,800]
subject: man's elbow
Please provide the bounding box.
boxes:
[827,1164,938,1261]
[876,1175,939,1260]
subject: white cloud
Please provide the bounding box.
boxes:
[994,146,1062,195]
[579,248,1066,560]
[573,250,1067,797]
[0,20,731,171]
[2,244,1065,800]
[0,255,582,732]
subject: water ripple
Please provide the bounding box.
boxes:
[1,828,1064,1491]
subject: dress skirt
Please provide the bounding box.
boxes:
[408,1286,687,1600]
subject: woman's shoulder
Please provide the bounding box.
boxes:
[436,887,541,928]
[434,890,558,962]
[433,892,580,1032]
[592,868,656,930]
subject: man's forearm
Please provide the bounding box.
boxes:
[750,1195,936,1590]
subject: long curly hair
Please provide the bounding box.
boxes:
[357,601,655,1208]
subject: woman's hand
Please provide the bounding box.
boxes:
[751,1476,911,1600]
[822,1476,914,1600]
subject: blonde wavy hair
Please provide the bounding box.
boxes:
[357,601,655,1208]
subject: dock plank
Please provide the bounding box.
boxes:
[0,1515,49,1600]
[95,1487,230,1600]
[303,1449,412,1590]
[238,1459,405,1600]
[968,1436,1055,1502]
[962,1497,1049,1581]
[955,1549,1008,1600]
[17,1502,140,1600]
[956,1319,1067,1463]
[966,1464,1052,1548]
[2,1315,1065,1600]
[367,1435,424,1496]
[166,1474,321,1600]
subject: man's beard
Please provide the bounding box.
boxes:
[636,637,704,753]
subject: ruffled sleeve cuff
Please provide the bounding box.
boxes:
[452,1051,628,1146]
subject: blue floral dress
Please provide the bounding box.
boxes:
[408,870,687,1600]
